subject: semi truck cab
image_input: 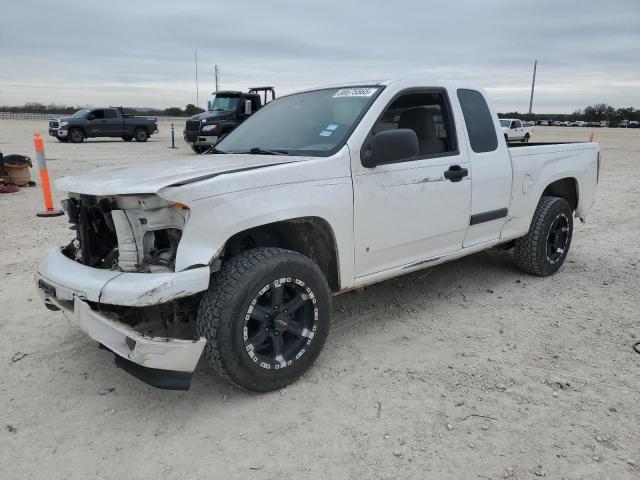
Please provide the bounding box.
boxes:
[183,87,275,154]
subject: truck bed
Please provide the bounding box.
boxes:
[501,140,599,242]
[507,141,592,147]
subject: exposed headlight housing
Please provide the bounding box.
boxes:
[202,124,218,132]
[59,121,68,128]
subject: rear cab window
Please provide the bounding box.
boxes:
[457,89,498,153]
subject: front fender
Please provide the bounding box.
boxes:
[161,175,355,289]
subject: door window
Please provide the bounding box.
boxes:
[90,109,105,119]
[104,109,117,119]
[513,120,522,128]
[372,91,457,158]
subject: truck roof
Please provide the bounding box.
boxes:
[287,79,486,97]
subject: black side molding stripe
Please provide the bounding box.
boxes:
[470,208,508,226]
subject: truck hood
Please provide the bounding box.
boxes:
[189,111,234,122]
[55,155,295,196]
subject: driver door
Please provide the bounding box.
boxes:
[352,89,472,278]
[86,109,105,136]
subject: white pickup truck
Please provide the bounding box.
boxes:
[36,80,599,392]
[500,118,533,142]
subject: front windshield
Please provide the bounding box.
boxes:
[217,87,381,156]
[499,119,511,127]
[72,109,90,118]
[209,95,240,112]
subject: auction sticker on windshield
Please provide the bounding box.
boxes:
[333,88,378,97]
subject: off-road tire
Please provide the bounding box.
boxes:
[134,128,148,142]
[515,196,573,276]
[191,145,210,154]
[197,247,331,392]
[122,136,133,141]
[69,128,85,143]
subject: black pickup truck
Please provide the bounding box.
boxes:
[49,107,158,143]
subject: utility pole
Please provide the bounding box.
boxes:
[528,59,537,115]
[214,64,221,92]
[194,50,200,109]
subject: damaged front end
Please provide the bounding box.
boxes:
[36,193,211,390]
[61,193,188,273]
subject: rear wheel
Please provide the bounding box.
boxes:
[197,247,331,392]
[191,145,210,154]
[134,128,148,142]
[122,135,133,141]
[515,196,573,276]
[69,128,85,143]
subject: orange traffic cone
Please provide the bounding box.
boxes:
[34,134,64,217]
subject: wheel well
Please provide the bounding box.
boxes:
[69,126,85,135]
[222,217,340,292]
[135,126,149,133]
[542,178,578,210]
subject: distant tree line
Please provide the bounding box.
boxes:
[499,103,639,127]
[0,102,205,117]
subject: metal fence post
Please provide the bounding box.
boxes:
[169,123,177,149]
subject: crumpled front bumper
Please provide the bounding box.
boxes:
[36,247,210,390]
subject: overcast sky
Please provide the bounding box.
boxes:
[1,0,639,113]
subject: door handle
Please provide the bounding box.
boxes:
[444,165,468,182]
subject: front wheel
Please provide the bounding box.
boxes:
[504,134,509,143]
[69,128,85,143]
[522,133,530,142]
[191,145,210,154]
[197,248,331,392]
[134,128,148,142]
[514,196,573,276]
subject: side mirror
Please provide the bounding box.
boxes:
[362,129,419,168]
[244,100,252,115]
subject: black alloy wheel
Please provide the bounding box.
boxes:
[243,278,318,370]
[546,212,570,264]
[134,128,149,142]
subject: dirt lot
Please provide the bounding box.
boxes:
[1,121,638,479]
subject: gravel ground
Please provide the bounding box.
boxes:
[1,121,639,479]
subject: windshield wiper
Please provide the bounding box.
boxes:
[236,147,289,155]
